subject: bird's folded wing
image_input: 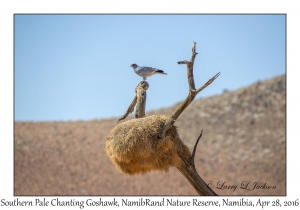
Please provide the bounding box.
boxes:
[137,67,155,74]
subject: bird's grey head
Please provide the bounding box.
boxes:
[130,63,138,69]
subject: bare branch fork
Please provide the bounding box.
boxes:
[160,42,220,138]
[177,129,218,196]
[160,41,220,195]
[118,81,149,123]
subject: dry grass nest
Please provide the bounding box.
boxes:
[106,115,191,175]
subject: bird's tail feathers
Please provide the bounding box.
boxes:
[156,70,167,75]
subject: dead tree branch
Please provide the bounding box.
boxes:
[176,129,218,196]
[117,96,137,123]
[135,81,149,118]
[118,81,149,123]
[160,42,220,138]
[191,129,203,167]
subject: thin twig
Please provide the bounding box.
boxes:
[193,72,221,94]
[191,129,203,167]
[118,96,137,123]
[178,60,191,65]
